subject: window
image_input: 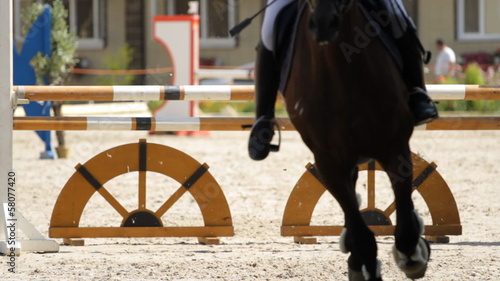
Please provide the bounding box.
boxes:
[457,0,500,41]
[165,0,237,49]
[14,0,106,50]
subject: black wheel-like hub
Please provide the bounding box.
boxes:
[122,210,163,227]
[361,209,392,226]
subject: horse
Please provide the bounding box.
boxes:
[282,0,431,280]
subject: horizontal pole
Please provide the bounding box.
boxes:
[426,84,500,100]
[13,117,500,131]
[14,84,500,102]
[15,85,255,102]
[72,67,173,75]
[421,117,500,130]
[12,117,294,131]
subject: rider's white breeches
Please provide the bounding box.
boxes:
[261,0,295,51]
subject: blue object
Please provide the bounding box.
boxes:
[14,5,54,159]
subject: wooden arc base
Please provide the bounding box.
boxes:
[281,153,462,244]
[49,139,234,245]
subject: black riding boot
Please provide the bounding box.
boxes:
[397,32,439,126]
[248,43,280,160]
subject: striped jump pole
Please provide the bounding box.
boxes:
[12,116,500,131]
[426,84,500,100]
[13,84,500,102]
[14,85,256,102]
[12,117,293,131]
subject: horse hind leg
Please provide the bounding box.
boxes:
[315,158,382,281]
[378,150,431,279]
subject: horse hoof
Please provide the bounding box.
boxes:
[348,259,382,281]
[393,237,431,279]
[362,259,382,281]
[348,267,365,281]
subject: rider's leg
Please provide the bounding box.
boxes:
[248,42,280,161]
[248,0,293,160]
[396,30,439,126]
[396,12,439,125]
[372,0,438,125]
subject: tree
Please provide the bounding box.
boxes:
[22,0,78,85]
[22,0,78,158]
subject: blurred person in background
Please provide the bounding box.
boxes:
[434,39,456,83]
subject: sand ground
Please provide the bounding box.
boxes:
[3,127,499,280]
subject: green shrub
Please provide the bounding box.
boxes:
[464,63,485,85]
[437,63,500,112]
[147,101,164,112]
[198,101,287,116]
[95,44,136,85]
[440,76,460,85]
[199,101,228,113]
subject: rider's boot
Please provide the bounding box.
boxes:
[397,31,439,126]
[248,43,280,161]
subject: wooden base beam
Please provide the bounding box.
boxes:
[293,236,318,244]
[49,226,234,238]
[425,235,451,243]
[197,237,221,245]
[62,238,85,246]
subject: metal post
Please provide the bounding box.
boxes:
[0,1,58,255]
[0,0,15,255]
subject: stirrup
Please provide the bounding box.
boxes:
[409,88,439,126]
[247,116,281,161]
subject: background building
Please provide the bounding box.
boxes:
[13,0,500,85]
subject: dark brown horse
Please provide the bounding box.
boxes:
[283,0,430,280]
